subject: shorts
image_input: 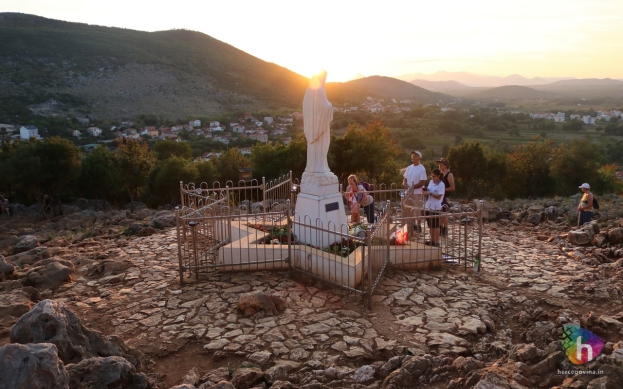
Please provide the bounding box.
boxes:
[425,210,440,228]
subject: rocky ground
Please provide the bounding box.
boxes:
[1,195,623,389]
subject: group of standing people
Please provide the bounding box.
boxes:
[402,151,455,247]
[343,150,456,247]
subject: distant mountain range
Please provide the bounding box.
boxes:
[409,75,623,101]
[465,85,562,101]
[0,13,451,120]
[397,71,574,87]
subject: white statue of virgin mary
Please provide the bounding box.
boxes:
[303,70,332,173]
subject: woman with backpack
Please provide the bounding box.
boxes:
[577,183,594,227]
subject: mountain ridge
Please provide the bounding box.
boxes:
[0,13,449,120]
[397,70,574,87]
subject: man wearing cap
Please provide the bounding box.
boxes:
[402,151,427,234]
[577,183,594,227]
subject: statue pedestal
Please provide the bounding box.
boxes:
[294,172,348,248]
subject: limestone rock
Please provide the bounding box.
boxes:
[66,356,153,389]
[23,261,72,291]
[0,288,35,317]
[87,259,136,277]
[248,350,272,366]
[199,367,230,387]
[0,343,69,389]
[378,356,404,378]
[230,367,263,389]
[263,364,290,384]
[587,376,617,389]
[0,254,14,277]
[10,299,143,368]
[183,367,200,386]
[11,234,39,255]
[526,213,542,226]
[607,227,623,245]
[426,332,468,347]
[124,201,148,211]
[6,247,52,267]
[352,365,376,384]
[510,344,538,362]
[201,382,235,389]
[0,279,23,292]
[474,371,511,389]
[236,290,285,318]
[150,212,177,229]
[267,381,296,389]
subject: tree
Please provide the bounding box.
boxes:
[249,139,307,182]
[147,157,198,205]
[214,148,249,184]
[3,137,81,215]
[400,137,426,150]
[113,138,156,206]
[563,120,584,132]
[79,146,119,208]
[504,138,555,198]
[447,142,488,199]
[154,139,193,161]
[339,120,402,185]
[550,139,600,195]
[195,160,219,186]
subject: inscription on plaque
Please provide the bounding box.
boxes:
[325,202,339,212]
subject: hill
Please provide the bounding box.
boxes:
[332,76,450,104]
[0,13,315,119]
[464,85,562,101]
[0,13,453,120]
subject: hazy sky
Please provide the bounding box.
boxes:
[2,0,623,82]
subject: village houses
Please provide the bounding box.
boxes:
[19,125,41,140]
[87,127,102,136]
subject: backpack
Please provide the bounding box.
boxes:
[360,181,371,191]
[593,196,600,210]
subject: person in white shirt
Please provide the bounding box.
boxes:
[402,151,427,234]
[422,168,445,247]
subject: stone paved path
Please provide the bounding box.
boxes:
[51,221,623,386]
